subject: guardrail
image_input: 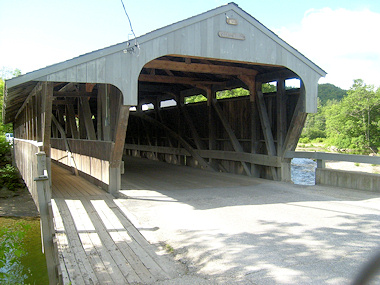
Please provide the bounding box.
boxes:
[285,151,380,167]
[285,151,380,192]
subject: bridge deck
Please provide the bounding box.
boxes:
[51,163,176,285]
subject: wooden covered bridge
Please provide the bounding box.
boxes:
[3,3,325,284]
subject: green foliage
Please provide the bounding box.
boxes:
[185,94,206,104]
[217,87,249,99]
[0,165,23,191]
[262,83,277,93]
[0,222,30,284]
[0,136,22,191]
[184,85,276,104]
[324,79,380,153]
[301,98,327,139]
[0,136,12,165]
[318,83,347,105]
[0,77,13,135]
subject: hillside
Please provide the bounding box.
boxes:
[318,83,347,105]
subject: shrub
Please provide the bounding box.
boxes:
[299,137,310,144]
[0,165,23,191]
[0,136,11,165]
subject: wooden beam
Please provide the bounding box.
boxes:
[109,105,130,195]
[99,84,111,141]
[15,82,42,120]
[256,69,298,83]
[97,87,102,141]
[276,79,287,156]
[178,103,206,150]
[131,112,216,171]
[144,60,259,76]
[41,82,53,157]
[256,90,277,157]
[66,104,79,139]
[78,100,87,139]
[53,91,95,97]
[80,98,97,140]
[124,144,281,167]
[109,105,130,168]
[212,100,251,176]
[138,74,222,85]
[282,85,307,155]
[51,115,78,175]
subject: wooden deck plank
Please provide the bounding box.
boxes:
[102,199,171,280]
[87,197,156,282]
[51,162,176,284]
[52,199,95,285]
[65,199,122,284]
[81,198,146,284]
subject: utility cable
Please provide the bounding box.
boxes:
[120,0,137,40]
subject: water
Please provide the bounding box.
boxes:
[291,158,317,185]
[0,217,49,284]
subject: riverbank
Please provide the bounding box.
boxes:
[296,143,380,175]
[0,187,39,217]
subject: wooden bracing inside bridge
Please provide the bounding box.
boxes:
[129,55,305,181]
[12,55,306,190]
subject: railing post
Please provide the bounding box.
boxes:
[317,159,325,169]
[35,152,59,284]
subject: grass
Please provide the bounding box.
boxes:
[165,244,174,253]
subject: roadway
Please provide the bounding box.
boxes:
[119,157,380,284]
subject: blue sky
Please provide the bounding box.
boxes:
[1,0,380,89]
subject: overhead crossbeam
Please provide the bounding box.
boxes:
[144,60,259,76]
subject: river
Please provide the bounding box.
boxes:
[291,158,317,185]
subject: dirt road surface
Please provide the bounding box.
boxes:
[118,158,380,284]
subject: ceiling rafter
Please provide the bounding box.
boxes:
[144,60,259,76]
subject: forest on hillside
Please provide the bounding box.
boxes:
[302,80,380,154]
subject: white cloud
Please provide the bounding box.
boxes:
[275,8,380,89]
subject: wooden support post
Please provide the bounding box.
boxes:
[78,100,87,139]
[109,105,130,196]
[206,86,217,168]
[80,98,97,140]
[109,85,122,141]
[41,82,53,156]
[52,115,79,176]
[35,152,59,285]
[282,84,307,155]
[66,103,79,139]
[132,112,217,171]
[99,84,111,141]
[41,82,53,184]
[276,79,291,181]
[212,100,251,176]
[239,75,261,177]
[178,102,206,150]
[97,86,102,141]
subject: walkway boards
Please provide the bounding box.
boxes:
[51,163,175,285]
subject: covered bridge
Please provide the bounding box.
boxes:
[3,2,326,197]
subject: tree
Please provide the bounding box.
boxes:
[318,83,347,105]
[301,97,326,139]
[325,79,380,153]
[0,68,21,135]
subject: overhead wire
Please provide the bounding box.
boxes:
[120,0,140,54]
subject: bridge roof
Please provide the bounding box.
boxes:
[3,2,326,124]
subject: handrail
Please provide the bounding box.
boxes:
[285,151,380,166]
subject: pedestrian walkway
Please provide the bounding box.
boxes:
[51,163,176,284]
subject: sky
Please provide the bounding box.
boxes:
[1,0,380,89]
